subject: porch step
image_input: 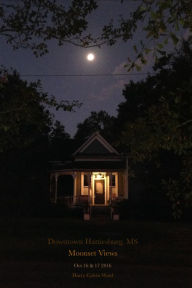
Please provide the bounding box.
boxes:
[91,206,111,218]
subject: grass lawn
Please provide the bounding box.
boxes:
[0,217,192,288]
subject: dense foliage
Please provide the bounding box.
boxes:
[0,0,97,56]
[74,111,116,144]
[1,0,191,66]
[0,70,74,215]
[115,42,192,219]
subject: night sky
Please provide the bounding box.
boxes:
[0,0,154,136]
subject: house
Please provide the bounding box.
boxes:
[49,132,128,214]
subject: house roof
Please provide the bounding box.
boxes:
[73,131,119,156]
[49,132,126,172]
[49,159,126,171]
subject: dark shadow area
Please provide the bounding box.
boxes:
[57,175,73,198]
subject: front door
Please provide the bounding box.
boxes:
[94,180,105,205]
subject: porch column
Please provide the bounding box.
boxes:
[109,172,112,204]
[88,172,92,205]
[55,174,58,204]
[73,172,77,204]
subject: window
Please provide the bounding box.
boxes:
[84,174,88,187]
[110,174,116,187]
[112,175,116,187]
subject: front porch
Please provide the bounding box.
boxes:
[50,171,126,207]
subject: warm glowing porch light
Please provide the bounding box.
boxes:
[95,173,104,180]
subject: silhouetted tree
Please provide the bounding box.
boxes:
[49,120,75,160]
[0,69,64,215]
[116,42,192,219]
[0,0,97,56]
[74,110,116,145]
[0,1,191,67]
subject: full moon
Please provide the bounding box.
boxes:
[87,53,95,61]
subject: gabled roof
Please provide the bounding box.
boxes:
[73,131,119,156]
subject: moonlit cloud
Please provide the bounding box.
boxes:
[90,79,126,101]
[113,61,127,74]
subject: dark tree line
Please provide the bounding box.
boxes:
[0,69,76,216]
[116,42,192,220]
